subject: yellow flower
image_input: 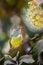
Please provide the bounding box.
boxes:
[32,14,43,28]
[22,0,43,33]
[27,1,43,28]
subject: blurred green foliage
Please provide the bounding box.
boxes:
[6,0,16,6]
[0,32,8,41]
[40,3,43,9]
[0,10,3,18]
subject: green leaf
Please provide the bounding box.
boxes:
[32,45,38,62]
[4,55,12,60]
[4,60,14,65]
[19,55,35,64]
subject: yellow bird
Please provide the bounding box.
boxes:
[10,29,23,48]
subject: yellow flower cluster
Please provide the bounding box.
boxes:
[26,1,43,29]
